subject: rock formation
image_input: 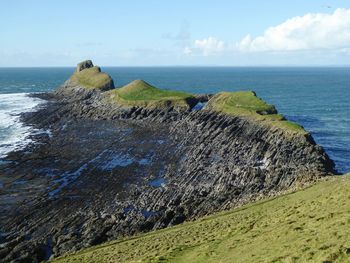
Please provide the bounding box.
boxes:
[75,60,94,72]
[0,60,335,262]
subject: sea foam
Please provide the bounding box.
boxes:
[0,93,44,158]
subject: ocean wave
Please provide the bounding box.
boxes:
[0,93,45,158]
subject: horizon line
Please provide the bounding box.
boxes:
[1,64,350,68]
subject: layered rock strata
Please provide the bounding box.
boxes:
[0,61,335,262]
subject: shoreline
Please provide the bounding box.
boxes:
[0,62,340,261]
[0,92,46,160]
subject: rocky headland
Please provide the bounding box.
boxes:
[0,60,336,262]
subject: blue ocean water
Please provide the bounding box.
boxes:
[0,67,349,173]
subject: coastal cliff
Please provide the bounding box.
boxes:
[0,61,335,262]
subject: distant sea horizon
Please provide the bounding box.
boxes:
[0,67,349,173]
[1,65,350,69]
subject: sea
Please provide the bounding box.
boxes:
[0,67,349,173]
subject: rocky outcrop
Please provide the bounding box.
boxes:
[0,60,336,262]
[56,61,114,97]
[75,60,94,72]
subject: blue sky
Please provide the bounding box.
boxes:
[1,0,350,66]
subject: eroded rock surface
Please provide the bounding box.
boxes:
[75,60,93,72]
[0,61,335,262]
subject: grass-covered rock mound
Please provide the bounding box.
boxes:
[70,61,114,91]
[64,60,305,134]
[206,91,306,134]
[105,80,196,111]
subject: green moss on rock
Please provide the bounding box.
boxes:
[70,65,114,91]
[206,91,306,134]
[105,80,196,110]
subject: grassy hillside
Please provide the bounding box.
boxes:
[53,174,350,263]
[105,80,196,110]
[70,66,113,90]
[206,91,306,134]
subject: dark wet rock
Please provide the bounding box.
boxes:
[0,62,336,262]
[194,93,213,102]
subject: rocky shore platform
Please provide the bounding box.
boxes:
[0,60,336,262]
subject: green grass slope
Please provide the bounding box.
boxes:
[105,80,196,110]
[54,174,350,263]
[206,91,306,134]
[70,66,113,90]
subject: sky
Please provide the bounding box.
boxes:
[1,0,350,66]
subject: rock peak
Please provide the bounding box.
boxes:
[129,79,149,86]
[122,79,154,91]
[76,60,94,72]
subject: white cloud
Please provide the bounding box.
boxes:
[183,46,192,55]
[237,8,350,52]
[187,37,225,56]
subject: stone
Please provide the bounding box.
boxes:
[76,60,94,72]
